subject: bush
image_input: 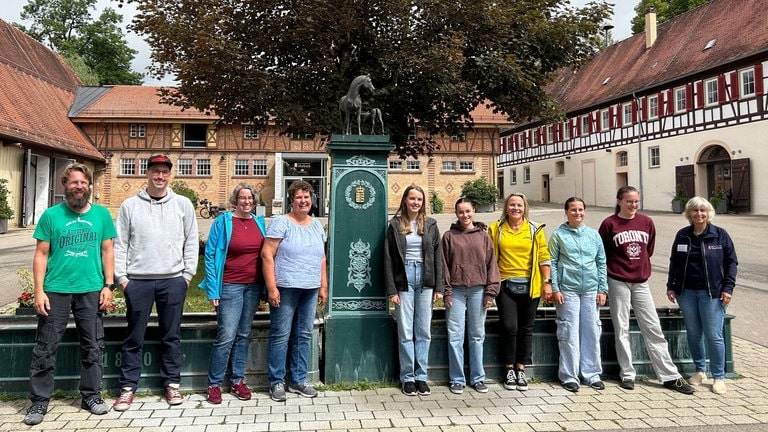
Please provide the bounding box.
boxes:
[0,178,14,220]
[430,191,444,214]
[171,180,199,209]
[460,177,499,206]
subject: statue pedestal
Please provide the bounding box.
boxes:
[324,135,394,383]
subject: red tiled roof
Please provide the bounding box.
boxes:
[72,85,214,121]
[548,0,768,113]
[0,19,103,160]
[469,101,512,126]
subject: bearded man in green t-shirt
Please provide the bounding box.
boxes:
[23,163,117,426]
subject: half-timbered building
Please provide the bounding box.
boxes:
[497,0,768,215]
[70,86,509,215]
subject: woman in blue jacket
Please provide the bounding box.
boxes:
[666,196,737,395]
[548,197,607,392]
[200,183,267,404]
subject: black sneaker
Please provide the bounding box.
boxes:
[23,403,47,426]
[473,381,489,393]
[515,369,529,391]
[503,369,516,390]
[563,382,579,392]
[402,381,417,396]
[589,381,606,390]
[663,377,695,395]
[415,380,431,395]
[619,378,635,390]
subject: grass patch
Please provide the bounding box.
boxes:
[315,379,399,392]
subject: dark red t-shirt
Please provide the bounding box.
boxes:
[223,217,264,284]
[598,213,656,283]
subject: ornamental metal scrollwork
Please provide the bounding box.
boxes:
[344,179,376,210]
[346,155,375,166]
[334,299,387,311]
[347,239,372,292]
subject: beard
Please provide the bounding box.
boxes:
[65,188,91,211]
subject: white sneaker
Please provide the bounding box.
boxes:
[689,371,707,386]
[711,379,727,394]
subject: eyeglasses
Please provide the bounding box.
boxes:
[149,169,171,175]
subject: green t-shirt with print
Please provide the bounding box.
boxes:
[33,202,117,294]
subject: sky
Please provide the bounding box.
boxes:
[0,0,638,87]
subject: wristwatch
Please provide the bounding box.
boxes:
[544,278,552,284]
[104,283,116,291]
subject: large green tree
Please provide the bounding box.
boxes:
[630,0,711,34]
[18,0,142,85]
[120,0,611,156]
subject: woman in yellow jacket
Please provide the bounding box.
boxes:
[488,192,551,391]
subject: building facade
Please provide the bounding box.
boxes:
[497,0,768,215]
[70,86,509,216]
[0,20,105,230]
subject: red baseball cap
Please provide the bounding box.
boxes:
[147,154,173,169]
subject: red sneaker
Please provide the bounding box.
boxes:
[207,385,222,404]
[113,389,134,412]
[165,386,184,405]
[231,380,252,401]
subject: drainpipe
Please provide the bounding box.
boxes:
[633,92,645,210]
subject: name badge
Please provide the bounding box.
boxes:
[677,244,688,252]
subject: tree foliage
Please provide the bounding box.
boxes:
[630,0,711,34]
[18,0,142,85]
[118,0,611,156]
[461,177,499,206]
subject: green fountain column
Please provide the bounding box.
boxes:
[324,134,394,383]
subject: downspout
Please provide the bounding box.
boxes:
[633,92,645,210]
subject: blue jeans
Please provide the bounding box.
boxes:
[676,289,726,379]
[446,286,487,385]
[394,261,433,383]
[119,277,187,390]
[29,291,104,402]
[208,282,263,386]
[268,287,318,386]
[555,290,602,385]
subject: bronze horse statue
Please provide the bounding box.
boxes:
[339,75,375,135]
[360,108,384,135]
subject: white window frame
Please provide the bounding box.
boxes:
[648,95,659,120]
[705,79,718,106]
[196,159,211,176]
[600,109,610,130]
[389,160,403,170]
[622,103,632,126]
[618,151,628,167]
[450,132,466,141]
[523,166,531,183]
[253,159,267,176]
[649,146,661,168]
[674,87,687,113]
[740,68,756,98]
[580,115,589,136]
[177,158,193,176]
[562,121,570,139]
[234,159,249,176]
[138,158,148,175]
[119,158,135,176]
[243,125,259,140]
[509,168,517,185]
[129,124,146,138]
[459,161,474,172]
[441,161,456,172]
[406,160,421,171]
[546,125,553,143]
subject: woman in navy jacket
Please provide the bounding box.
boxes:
[666,196,737,395]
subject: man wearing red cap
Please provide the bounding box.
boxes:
[112,154,199,410]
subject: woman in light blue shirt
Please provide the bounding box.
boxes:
[262,180,327,402]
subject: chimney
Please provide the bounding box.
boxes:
[645,7,657,48]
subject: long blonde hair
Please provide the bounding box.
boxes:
[396,184,426,235]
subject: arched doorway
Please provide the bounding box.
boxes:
[697,145,751,213]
